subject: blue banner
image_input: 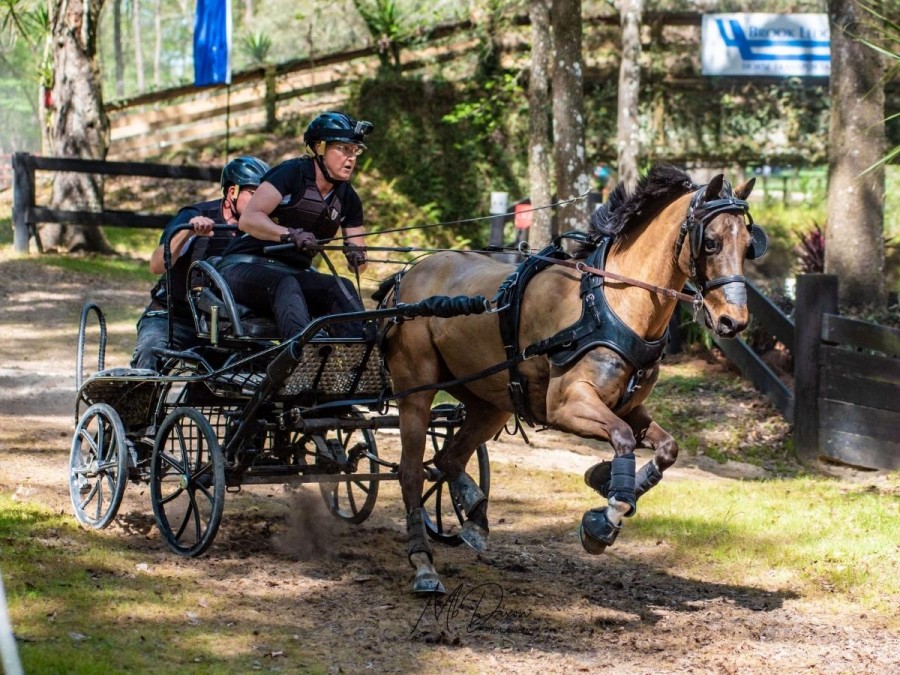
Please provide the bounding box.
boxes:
[194,0,232,86]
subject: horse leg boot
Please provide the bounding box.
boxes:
[584,408,671,505]
[407,507,445,595]
[448,473,489,553]
[580,452,637,555]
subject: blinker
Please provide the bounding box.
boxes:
[746,224,768,260]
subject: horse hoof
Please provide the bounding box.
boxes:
[459,520,489,553]
[584,461,612,498]
[579,507,620,555]
[411,571,445,595]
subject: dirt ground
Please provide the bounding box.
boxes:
[1,254,898,674]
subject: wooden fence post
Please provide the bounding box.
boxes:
[793,273,838,464]
[12,152,35,253]
[264,64,277,132]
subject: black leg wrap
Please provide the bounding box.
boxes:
[449,472,487,517]
[449,473,489,553]
[406,507,432,567]
[609,452,637,517]
[579,507,621,555]
[634,460,663,500]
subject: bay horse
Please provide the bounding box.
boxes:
[380,165,766,594]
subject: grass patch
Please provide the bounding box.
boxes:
[631,475,900,621]
[41,254,157,285]
[651,357,794,471]
[0,496,327,673]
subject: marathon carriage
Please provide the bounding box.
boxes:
[69,225,491,557]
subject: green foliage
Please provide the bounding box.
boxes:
[240,31,273,66]
[351,72,525,244]
[41,253,157,284]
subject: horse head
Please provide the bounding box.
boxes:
[675,174,766,338]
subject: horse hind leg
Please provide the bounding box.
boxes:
[434,399,510,553]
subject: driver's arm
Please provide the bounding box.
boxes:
[238,182,289,241]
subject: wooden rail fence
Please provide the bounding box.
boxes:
[11,152,219,252]
[688,274,899,470]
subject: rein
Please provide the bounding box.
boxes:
[528,253,700,306]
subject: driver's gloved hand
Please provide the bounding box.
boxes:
[343,244,367,270]
[280,228,318,252]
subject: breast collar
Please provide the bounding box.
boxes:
[496,238,668,425]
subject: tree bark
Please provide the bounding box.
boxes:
[43,0,112,253]
[133,0,144,92]
[528,0,553,248]
[550,0,590,234]
[153,0,162,88]
[825,0,886,309]
[616,0,643,192]
[113,0,124,97]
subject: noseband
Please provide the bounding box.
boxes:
[673,182,766,294]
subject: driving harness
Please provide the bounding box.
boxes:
[495,236,669,427]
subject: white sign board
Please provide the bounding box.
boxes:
[490,191,509,215]
[702,13,830,77]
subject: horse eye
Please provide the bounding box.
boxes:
[703,237,719,254]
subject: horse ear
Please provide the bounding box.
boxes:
[734,177,756,200]
[704,174,725,201]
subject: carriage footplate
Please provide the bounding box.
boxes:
[449,473,489,553]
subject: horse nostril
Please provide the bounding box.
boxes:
[717,315,739,335]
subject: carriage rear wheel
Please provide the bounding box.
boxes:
[422,404,491,545]
[317,412,379,524]
[150,406,225,557]
[69,403,129,530]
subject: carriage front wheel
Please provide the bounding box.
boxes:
[69,403,128,530]
[422,404,491,545]
[150,406,224,557]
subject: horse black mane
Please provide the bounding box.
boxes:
[576,164,696,259]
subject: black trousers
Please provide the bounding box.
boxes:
[221,263,364,339]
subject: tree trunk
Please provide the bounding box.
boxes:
[133,0,144,92]
[616,0,642,192]
[550,0,590,234]
[113,0,124,97]
[43,0,112,253]
[244,0,253,25]
[153,0,162,88]
[528,0,553,248]
[826,0,886,309]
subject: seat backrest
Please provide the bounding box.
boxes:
[187,261,280,342]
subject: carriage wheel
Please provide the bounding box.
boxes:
[69,403,128,530]
[317,412,380,524]
[150,406,224,557]
[422,404,491,545]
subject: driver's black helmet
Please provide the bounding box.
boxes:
[303,112,374,148]
[220,156,270,191]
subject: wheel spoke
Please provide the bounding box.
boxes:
[173,495,194,541]
[188,490,203,542]
[79,428,100,457]
[160,451,185,474]
[434,481,445,531]
[345,482,358,514]
[422,480,440,503]
[78,481,99,511]
[159,485,185,505]
[351,480,370,494]
[94,477,104,520]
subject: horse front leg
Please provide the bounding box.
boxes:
[433,399,510,553]
[398,391,445,595]
[547,379,639,555]
[583,404,678,505]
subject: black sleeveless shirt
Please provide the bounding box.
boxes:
[222,157,364,268]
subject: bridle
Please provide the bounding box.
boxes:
[673,182,768,295]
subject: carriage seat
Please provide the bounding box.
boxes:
[188,259,281,341]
